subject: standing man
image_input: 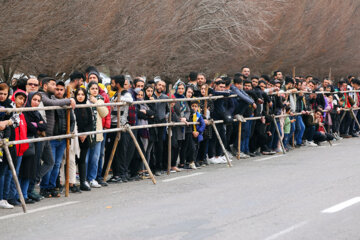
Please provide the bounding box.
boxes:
[241,66,251,80]
[39,78,75,198]
[153,80,169,176]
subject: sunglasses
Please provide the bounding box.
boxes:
[27,83,39,87]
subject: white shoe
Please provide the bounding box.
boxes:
[306,141,318,147]
[240,152,250,159]
[85,181,91,188]
[225,150,233,158]
[213,157,223,164]
[189,162,197,169]
[0,200,14,209]
[90,179,101,188]
[208,157,216,164]
[221,155,232,163]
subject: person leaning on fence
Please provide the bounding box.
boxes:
[0,89,26,208]
[131,88,154,179]
[103,75,133,183]
[38,77,76,198]
[208,79,230,164]
[19,92,47,204]
[85,81,109,188]
[0,83,22,209]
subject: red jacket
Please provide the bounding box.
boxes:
[99,88,111,129]
[15,113,29,156]
[11,89,29,156]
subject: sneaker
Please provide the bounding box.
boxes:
[97,179,108,187]
[7,199,21,206]
[89,179,101,188]
[25,198,36,204]
[154,171,161,176]
[0,200,14,209]
[40,188,52,198]
[240,152,250,159]
[70,185,82,193]
[306,141,318,147]
[107,176,122,183]
[213,157,224,164]
[171,167,181,172]
[208,157,216,164]
[221,156,231,163]
[189,162,197,169]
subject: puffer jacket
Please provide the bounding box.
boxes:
[99,88,111,129]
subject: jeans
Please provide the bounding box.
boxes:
[295,115,305,145]
[6,156,22,200]
[40,139,66,189]
[97,133,107,181]
[86,141,101,182]
[283,133,290,148]
[0,163,8,200]
[241,120,252,153]
[19,178,30,199]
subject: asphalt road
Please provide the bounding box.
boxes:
[1,138,360,240]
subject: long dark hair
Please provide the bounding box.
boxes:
[74,88,88,104]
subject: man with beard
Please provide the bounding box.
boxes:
[103,75,133,183]
[39,77,76,198]
[67,71,84,95]
[152,80,169,175]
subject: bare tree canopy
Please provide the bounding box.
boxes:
[0,0,359,82]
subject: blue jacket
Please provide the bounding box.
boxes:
[190,111,205,142]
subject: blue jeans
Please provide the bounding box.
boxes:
[97,133,107,180]
[6,156,22,200]
[86,141,101,182]
[19,178,30,199]
[40,139,66,189]
[295,115,305,145]
[241,120,252,153]
[283,133,290,149]
[0,163,8,200]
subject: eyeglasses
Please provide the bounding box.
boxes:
[27,83,39,87]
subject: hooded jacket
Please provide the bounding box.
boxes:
[11,89,29,156]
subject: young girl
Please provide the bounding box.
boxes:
[134,88,154,177]
[74,88,93,191]
[86,82,109,188]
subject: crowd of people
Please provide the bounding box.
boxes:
[0,66,359,209]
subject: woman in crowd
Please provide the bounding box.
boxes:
[133,88,154,177]
[144,84,156,174]
[20,92,47,203]
[171,80,189,171]
[74,88,93,191]
[198,84,214,166]
[171,81,189,170]
[86,82,109,188]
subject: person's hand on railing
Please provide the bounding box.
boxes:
[0,121,7,131]
[70,98,76,109]
[180,117,188,125]
[89,96,97,104]
[252,103,257,109]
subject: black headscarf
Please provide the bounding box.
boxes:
[24,91,43,120]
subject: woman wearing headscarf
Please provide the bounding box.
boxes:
[74,88,93,191]
[86,82,109,188]
[20,92,46,203]
[172,80,190,170]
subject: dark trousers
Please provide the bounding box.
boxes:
[118,131,135,177]
[214,123,226,157]
[102,131,118,177]
[197,138,209,162]
[183,133,198,163]
[340,111,352,135]
[76,146,88,184]
[154,127,166,170]
[28,141,54,193]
